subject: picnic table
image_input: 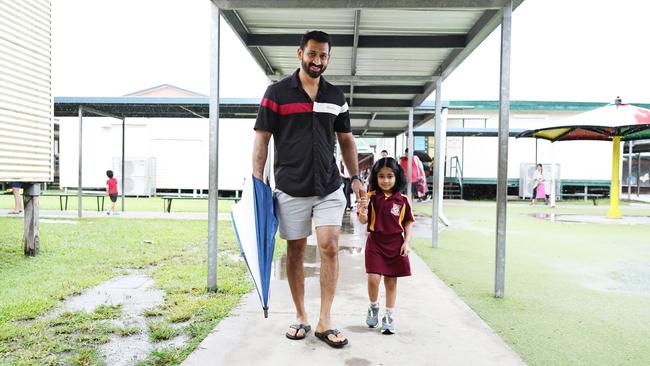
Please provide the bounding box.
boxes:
[159,195,240,213]
[42,191,107,211]
[559,193,606,205]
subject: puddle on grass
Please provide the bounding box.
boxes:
[529,212,650,225]
[529,213,558,222]
[45,273,188,366]
[40,219,79,224]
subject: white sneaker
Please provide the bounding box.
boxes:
[381,313,395,334]
[366,304,379,328]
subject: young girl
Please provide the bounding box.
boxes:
[357,157,415,335]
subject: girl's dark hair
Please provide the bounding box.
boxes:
[106,170,114,178]
[300,30,332,51]
[368,157,406,193]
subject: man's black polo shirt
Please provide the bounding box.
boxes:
[254,69,351,197]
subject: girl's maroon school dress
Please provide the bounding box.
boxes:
[364,191,415,277]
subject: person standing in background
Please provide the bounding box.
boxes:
[8,182,22,214]
[106,170,118,215]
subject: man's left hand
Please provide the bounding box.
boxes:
[351,178,366,202]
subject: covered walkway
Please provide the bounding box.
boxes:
[182,212,524,365]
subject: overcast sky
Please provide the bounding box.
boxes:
[52,0,650,104]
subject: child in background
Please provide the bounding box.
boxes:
[105,170,118,215]
[357,157,415,335]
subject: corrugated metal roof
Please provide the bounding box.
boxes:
[213,0,524,134]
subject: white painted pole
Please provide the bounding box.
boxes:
[407,109,414,200]
[207,4,221,292]
[77,107,83,218]
[495,1,512,299]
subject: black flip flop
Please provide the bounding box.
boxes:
[315,329,348,348]
[286,323,311,340]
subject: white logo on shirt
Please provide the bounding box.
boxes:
[390,203,402,217]
[313,102,349,116]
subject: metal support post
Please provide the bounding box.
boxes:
[406,109,414,199]
[77,107,83,218]
[207,3,221,292]
[495,1,512,298]
[431,78,443,247]
[628,141,633,200]
[121,117,126,211]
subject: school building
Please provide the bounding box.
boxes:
[53,86,650,199]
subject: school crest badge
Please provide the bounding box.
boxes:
[390,203,402,217]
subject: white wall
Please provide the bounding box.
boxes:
[59,117,255,191]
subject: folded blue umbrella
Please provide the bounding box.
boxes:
[231,175,278,318]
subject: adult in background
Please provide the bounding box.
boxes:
[399,148,422,201]
[252,30,364,348]
[531,164,547,205]
[8,182,22,214]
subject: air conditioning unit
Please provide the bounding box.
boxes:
[112,157,156,196]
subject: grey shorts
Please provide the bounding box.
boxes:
[274,185,347,240]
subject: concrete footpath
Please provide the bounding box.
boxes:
[182,214,525,366]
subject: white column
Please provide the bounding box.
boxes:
[207,3,221,292]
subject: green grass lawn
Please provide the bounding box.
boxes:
[0,193,235,213]
[0,216,250,365]
[412,201,650,366]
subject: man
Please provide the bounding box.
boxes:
[252,30,364,348]
[380,149,389,158]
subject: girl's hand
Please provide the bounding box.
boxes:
[358,195,369,209]
[400,242,410,257]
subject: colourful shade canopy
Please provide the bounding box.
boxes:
[517,103,650,142]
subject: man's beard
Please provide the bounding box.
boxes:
[301,59,326,78]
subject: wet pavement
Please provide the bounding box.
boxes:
[183,212,525,366]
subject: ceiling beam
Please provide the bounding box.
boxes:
[212,0,510,9]
[348,98,413,107]
[350,10,361,106]
[269,75,439,82]
[247,34,465,48]
[221,10,275,75]
[339,85,425,94]
[362,112,377,136]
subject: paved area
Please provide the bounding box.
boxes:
[182,213,525,366]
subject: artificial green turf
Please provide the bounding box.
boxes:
[412,202,650,366]
[0,193,235,213]
[0,217,251,365]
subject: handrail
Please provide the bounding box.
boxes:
[449,156,464,199]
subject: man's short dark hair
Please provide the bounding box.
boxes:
[106,170,114,178]
[381,150,388,154]
[300,30,331,51]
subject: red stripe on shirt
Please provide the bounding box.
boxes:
[278,102,313,115]
[261,97,279,113]
[261,99,313,116]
